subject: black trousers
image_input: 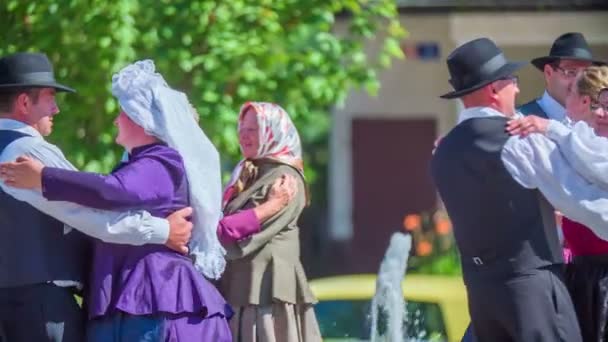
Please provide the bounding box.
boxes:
[0,283,84,342]
[465,265,582,342]
[566,255,608,342]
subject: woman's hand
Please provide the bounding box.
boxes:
[252,174,298,223]
[267,174,297,206]
[0,156,45,189]
[506,115,550,137]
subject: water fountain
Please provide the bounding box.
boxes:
[370,231,412,341]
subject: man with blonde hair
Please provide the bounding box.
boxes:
[519,32,605,119]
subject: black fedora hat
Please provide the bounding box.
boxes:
[531,32,605,70]
[440,38,525,99]
[0,52,75,93]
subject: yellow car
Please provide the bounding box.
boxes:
[310,274,469,342]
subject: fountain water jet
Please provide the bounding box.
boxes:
[370,232,412,341]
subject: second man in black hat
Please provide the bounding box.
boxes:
[519,32,605,120]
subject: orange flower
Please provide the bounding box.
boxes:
[416,240,433,256]
[435,219,452,235]
[403,214,421,231]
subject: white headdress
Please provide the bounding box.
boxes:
[111,60,225,279]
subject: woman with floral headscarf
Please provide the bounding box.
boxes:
[219,102,322,342]
[0,60,253,341]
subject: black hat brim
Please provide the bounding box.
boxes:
[0,82,75,93]
[531,56,607,71]
[440,61,526,99]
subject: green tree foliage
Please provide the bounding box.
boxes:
[1,0,405,191]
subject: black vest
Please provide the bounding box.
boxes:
[518,99,548,119]
[431,117,562,281]
[0,130,90,288]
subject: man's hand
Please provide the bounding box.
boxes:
[506,115,549,137]
[555,210,564,227]
[432,137,443,155]
[165,207,193,254]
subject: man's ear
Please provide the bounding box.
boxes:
[486,82,503,103]
[13,93,30,115]
[543,63,554,79]
[485,82,498,96]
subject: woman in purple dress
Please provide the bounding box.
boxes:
[0,60,292,341]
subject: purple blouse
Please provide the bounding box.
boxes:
[41,143,257,323]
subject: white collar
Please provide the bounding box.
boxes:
[0,119,42,138]
[537,90,567,122]
[457,106,522,124]
[563,116,575,128]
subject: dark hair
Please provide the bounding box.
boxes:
[548,60,561,70]
[0,88,41,113]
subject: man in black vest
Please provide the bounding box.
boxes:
[457,33,606,342]
[432,38,608,341]
[0,53,195,341]
[519,32,605,119]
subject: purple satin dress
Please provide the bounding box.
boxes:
[41,143,257,341]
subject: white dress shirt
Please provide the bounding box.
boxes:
[537,90,567,122]
[457,107,608,241]
[546,120,608,191]
[0,119,169,245]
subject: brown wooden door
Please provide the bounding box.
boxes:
[350,118,437,273]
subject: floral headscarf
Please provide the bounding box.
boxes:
[223,102,304,207]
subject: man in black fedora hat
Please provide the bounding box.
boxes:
[519,32,605,120]
[431,38,608,341]
[0,52,195,341]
